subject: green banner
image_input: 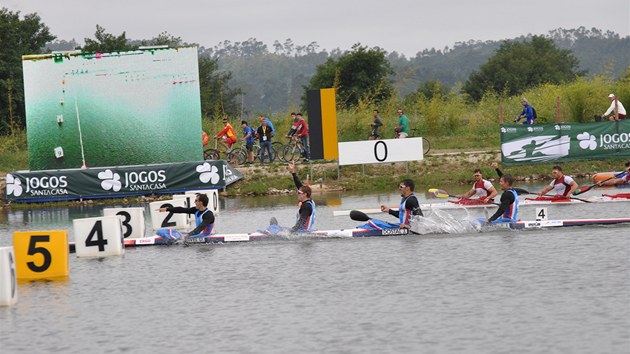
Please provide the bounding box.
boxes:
[501,120,630,165]
[5,161,242,202]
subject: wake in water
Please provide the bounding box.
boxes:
[410,208,486,235]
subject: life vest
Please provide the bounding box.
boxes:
[399,194,417,225]
[296,199,316,231]
[501,189,519,221]
[194,209,214,236]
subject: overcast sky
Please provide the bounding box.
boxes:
[4,0,630,57]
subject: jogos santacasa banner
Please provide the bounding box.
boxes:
[5,161,242,202]
[501,120,630,165]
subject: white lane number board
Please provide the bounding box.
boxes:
[73,215,124,258]
[103,207,146,239]
[149,199,188,230]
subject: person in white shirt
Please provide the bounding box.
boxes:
[603,93,626,121]
[537,165,579,198]
[455,169,498,203]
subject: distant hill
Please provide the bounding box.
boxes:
[46,27,630,115]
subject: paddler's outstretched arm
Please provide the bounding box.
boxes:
[488,191,515,222]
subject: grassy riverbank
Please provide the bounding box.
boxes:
[1,130,626,209]
[228,151,624,197]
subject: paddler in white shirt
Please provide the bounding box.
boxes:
[454,169,498,203]
[536,165,579,198]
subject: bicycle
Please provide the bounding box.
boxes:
[237,141,279,164]
[282,136,306,162]
[203,140,246,165]
[394,128,431,155]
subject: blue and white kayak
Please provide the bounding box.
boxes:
[505,217,630,230]
[68,217,630,252]
[68,227,410,251]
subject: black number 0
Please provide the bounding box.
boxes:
[27,235,52,273]
[374,141,388,162]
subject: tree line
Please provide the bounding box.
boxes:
[1,6,630,136]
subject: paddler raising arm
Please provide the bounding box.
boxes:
[380,179,423,229]
[288,161,316,232]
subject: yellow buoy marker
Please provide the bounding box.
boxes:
[103,207,146,239]
[72,215,124,258]
[0,247,18,306]
[13,230,69,280]
[149,199,188,231]
[185,189,220,214]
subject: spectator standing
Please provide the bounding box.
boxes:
[603,93,627,121]
[368,109,383,140]
[259,114,275,136]
[241,120,255,164]
[256,118,274,163]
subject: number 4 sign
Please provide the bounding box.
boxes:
[72,216,124,258]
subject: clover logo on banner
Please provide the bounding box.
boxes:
[6,174,23,197]
[577,132,597,150]
[98,169,122,191]
[196,162,220,184]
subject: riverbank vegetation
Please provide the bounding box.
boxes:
[1,8,630,207]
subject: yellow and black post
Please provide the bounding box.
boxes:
[306,88,338,160]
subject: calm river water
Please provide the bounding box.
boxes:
[1,185,629,354]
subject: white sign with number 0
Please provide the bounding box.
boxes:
[338,138,424,165]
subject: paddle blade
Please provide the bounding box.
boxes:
[573,185,594,195]
[428,188,450,198]
[349,210,371,222]
[512,187,531,195]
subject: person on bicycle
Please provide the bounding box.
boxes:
[368,109,383,140]
[287,113,310,161]
[215,118,238,150]
[515,98,536,124]
[256,118,274,163]
[241,120,255,164]
[395,109,409,138]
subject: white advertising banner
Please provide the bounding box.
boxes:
[338,138,424,166]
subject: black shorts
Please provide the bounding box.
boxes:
[245,142,254,152]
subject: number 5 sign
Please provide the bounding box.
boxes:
[13,230,69,280]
